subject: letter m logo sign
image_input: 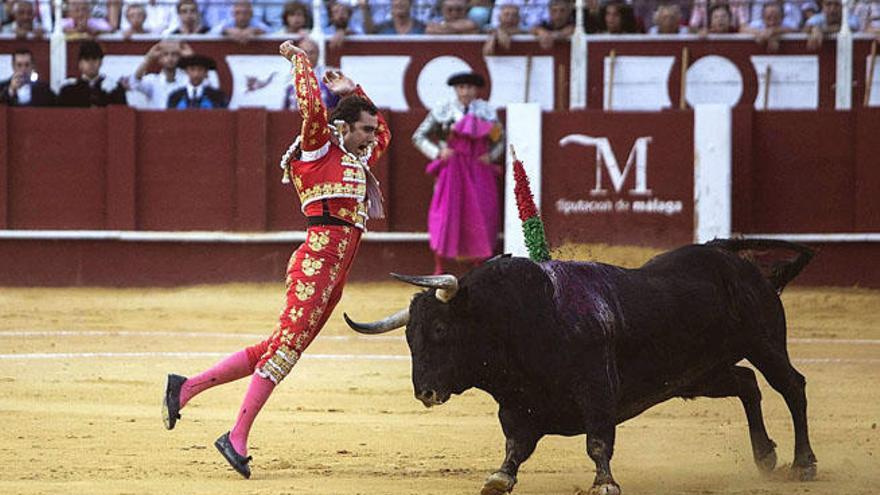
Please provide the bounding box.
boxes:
[559,135,653,196]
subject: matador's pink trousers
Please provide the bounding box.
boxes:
[178,225,361,455]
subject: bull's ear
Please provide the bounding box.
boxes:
[486,253,513,264]
[447,284,470,312]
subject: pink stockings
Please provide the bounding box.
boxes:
[179,349,254,407]
[178,342,276,456]
[228,373,275,456]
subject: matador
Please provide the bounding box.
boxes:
[161,39,391,479]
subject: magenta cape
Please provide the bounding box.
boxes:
[425,113,500,260]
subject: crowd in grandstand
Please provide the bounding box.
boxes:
[2,0,879,108]
[0,0,878,41]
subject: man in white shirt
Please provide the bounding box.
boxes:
[4,0,54,33]
[127,40,192,110]
[489,0,549,31]
[115,0,176,34]
[210,0,270,42]
[1,0,45,38]
[741,1,794,52]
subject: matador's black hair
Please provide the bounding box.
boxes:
[329,95,378,126]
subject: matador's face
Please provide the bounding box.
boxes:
[343,110,379,157]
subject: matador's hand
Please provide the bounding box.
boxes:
[279,40,305,60]
[323,70,356,96]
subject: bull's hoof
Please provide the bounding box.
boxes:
[586,483,621,495]
[480,471,516,495]
[789,462,817,481]
[754,449,778,474]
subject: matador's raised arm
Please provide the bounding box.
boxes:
[290,51,331,152]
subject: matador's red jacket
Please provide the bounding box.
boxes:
[282,51,391,230]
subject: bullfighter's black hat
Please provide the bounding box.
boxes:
[78,41,104,60]
[178,54,217,71]
[446,71,485,88]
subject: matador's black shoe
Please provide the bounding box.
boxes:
[214,431,252,479]
[162,373,187,430]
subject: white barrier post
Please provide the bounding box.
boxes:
[836,0,854,109]
[569,0,587,109]
[504,103,542,256]
[49,0,66,93]
[694,104,732,243]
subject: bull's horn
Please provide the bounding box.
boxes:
[391,273,459,303]
[343,308,409,334]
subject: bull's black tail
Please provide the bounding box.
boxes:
[707,238,814,293]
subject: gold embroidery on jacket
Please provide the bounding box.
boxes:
[298,182,366,206]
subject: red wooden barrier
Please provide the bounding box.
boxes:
[1,107,878,286]
[0,107,440,233]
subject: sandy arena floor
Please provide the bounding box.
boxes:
[1,246,878,495]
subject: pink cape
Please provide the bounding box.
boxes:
[425,114,500,260]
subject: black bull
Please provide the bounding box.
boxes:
[345,239,818,495]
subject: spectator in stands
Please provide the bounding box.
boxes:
[483,3,526,55]
[749,0,802,31]
[805,0,859,49]
[275,0,311,34]
[283,37,340,110]
[532,0,574,49]
[468,0,493,30]
[322,0,361,48]
[689,0,748,32]
[356,0,375,33]
[650,3,689,33]
[166,0,211,34]
[121,3,149,38]
[126,40,193,110]
[62,0,113,39]
[698,3,735,33]
[0,48,54,106]
[583,0,603,33]
[1,0,44,38]
[1,1,9,26]
[371,0,426,33]
[489,0,549,31]
[597,0,640,33]
[742,1,793,52]
[800,1,819,26]
[426,0,480,34]
[199,0,232,30]
[58,41,127,107]
[854,0,879,33]
[211,0,270,43]
[167,55,228,109]
[252,0,285,31]
[112,0,175,34]
[26,0,54,32]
